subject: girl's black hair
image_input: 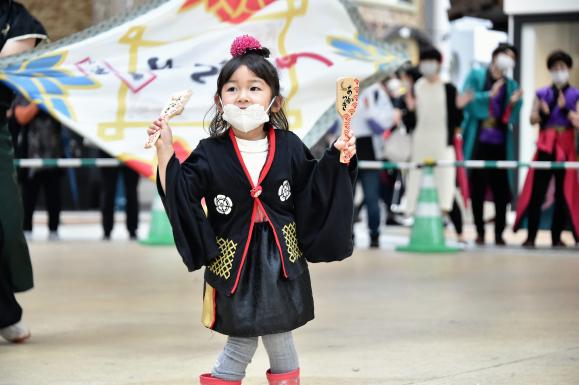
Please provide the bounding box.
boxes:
[207,47,289,137]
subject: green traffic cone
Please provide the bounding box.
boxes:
[397,165,459,253]
[140,195,174,245]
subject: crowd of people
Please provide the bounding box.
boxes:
[353,43,578,248]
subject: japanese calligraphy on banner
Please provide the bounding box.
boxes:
[0,0,406,178]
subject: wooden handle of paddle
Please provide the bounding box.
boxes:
[145,89,192,149]
[336,77,359,163]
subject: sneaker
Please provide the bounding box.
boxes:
[0,321,30,343]
[129,231,138,241]
[495,237,506,246]
[48,231,59,241]
[370,235,380,248]
[475,235,485,246]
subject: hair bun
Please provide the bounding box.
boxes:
[230,35,269,58]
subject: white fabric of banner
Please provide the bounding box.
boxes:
[0,0,406,177]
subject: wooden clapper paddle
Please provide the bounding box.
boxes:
[144,89,193,149]
[336,77,360,163]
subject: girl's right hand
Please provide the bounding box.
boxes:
[148,118,173,150]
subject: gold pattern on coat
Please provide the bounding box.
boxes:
[208,237,238,279]
[282,222,302,263]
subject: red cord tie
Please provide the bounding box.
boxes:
[250,185,262,198]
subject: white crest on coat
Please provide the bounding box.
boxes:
[278,180,291,201]
[214,194,233,215]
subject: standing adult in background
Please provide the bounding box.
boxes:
[461,43,523,246]
[405,47,471,243]
[14,94,63,241]
[514,50,578,247]
[381,76,406,225]
[353,82,394,247]
[0,0,47,343]
[99,149,140,240]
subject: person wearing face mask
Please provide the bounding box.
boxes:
[352,81,395,247]
[404,47,471,243]
[149,35,357,385]
[461,43,523,246]
[514,50,579,247]
[381,76,409,226]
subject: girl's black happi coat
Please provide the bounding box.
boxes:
[157,126,357,334]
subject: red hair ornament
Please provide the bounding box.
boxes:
[230,35,262,57]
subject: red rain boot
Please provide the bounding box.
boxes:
[199,373,242,385]
[266,368,300,385]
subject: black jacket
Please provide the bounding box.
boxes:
[158,126,357,295]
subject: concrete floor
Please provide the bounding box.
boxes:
[1,217,579,385]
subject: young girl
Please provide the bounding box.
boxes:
[149,35,357,385]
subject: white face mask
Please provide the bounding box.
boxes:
[419,61,439,78]
[550,70,569,86]
[221,98,276,133]
[495,54,515,77]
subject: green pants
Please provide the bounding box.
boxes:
[0,121,32,292]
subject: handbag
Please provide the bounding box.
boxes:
[383,125,411,162]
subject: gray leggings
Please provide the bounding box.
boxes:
[211,331,299,381]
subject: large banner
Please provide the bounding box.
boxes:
[0,0,406,178]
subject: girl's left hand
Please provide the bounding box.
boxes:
[334,134,356,157]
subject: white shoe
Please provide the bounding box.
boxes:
[0,321,31,343]
[48,231,59,241]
